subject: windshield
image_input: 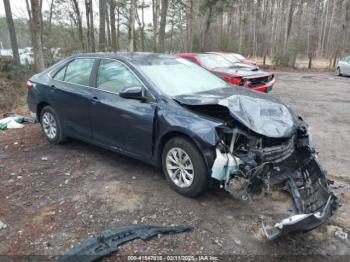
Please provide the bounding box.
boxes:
[138,58,227,97]
[233,54,245,60]
[221,54,240,63]
[197,54,233,68]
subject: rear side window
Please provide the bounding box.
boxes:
[97,59,142,93]
[64,58,95,86]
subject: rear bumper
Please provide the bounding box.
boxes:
[251,78,275,93]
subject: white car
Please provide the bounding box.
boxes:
[337,55,350,76]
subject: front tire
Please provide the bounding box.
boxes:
[162,137,208,197]
[40,106,65,144]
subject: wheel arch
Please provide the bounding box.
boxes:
[157,130,213,174]
[36,101,50,122]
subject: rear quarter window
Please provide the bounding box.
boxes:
[53,66,66,81]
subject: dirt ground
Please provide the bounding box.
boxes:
[0,72,350,260]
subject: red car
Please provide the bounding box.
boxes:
[176,53,275,93]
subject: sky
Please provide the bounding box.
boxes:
[0,0,153,24]
[0,0,49,20]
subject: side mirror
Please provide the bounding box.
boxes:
[119,86,145,100]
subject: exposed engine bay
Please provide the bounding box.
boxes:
[176,87,339,240]
[212,117,338,240]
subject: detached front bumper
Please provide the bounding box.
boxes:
[263,194,337,240]
[262,152,339,240]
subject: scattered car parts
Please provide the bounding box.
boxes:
[0,220,7,230]
[57,225,192,262]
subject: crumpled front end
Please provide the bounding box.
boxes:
[211,118,338,240]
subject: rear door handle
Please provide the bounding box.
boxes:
[50,85,56,93]
[91,96,99,105]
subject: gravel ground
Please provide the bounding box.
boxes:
[0,72,349,260]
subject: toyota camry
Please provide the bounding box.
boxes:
[27,53,338,239]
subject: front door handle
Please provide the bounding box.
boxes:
[91,96,99,105]
[50,85,56,93]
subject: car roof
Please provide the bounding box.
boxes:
[68,52,176,65]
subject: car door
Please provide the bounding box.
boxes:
[345,56,350,74]
[50,58,95,140]
[89,59,156,160]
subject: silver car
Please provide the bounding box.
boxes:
[337,55,350,76]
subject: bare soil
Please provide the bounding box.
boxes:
[0,72,350,259]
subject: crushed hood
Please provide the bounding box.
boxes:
[175,86,297,138]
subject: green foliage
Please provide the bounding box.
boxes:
[0,17,31,48]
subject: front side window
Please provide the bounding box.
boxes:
[97,59,142,93]
[64,58,95,86]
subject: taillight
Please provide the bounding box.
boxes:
[26,81,33,89]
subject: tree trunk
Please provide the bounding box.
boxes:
[283,0,294,53]
[30,0,45,72]
[152,0,160,52]
[238,0,246,53]
[110,0,117,51]
[136,0,146,52]
[3,0,20,64]
[129,0,136,52]
[48,0,54,33]
[116,3,120,50]
[158,0,169,52]
[186,0,194,52]
[85,0,91,51]
[203,6,213,51]
[99,0,106,51]
[90,0,95,52]
[105,4,111,49]
[71,0,85,50]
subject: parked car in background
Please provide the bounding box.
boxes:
[337,55,350,76]
[20,47,35,65]
[176,53,275,92]
[26,53,337,240]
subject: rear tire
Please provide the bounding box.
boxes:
[337,67,342,76]
[162,137,208,197]
[40,106,65,144]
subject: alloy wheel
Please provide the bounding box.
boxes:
[166,147,194,188]
[42,112,57,139]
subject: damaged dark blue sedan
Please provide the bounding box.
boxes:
[27,53,338,239]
